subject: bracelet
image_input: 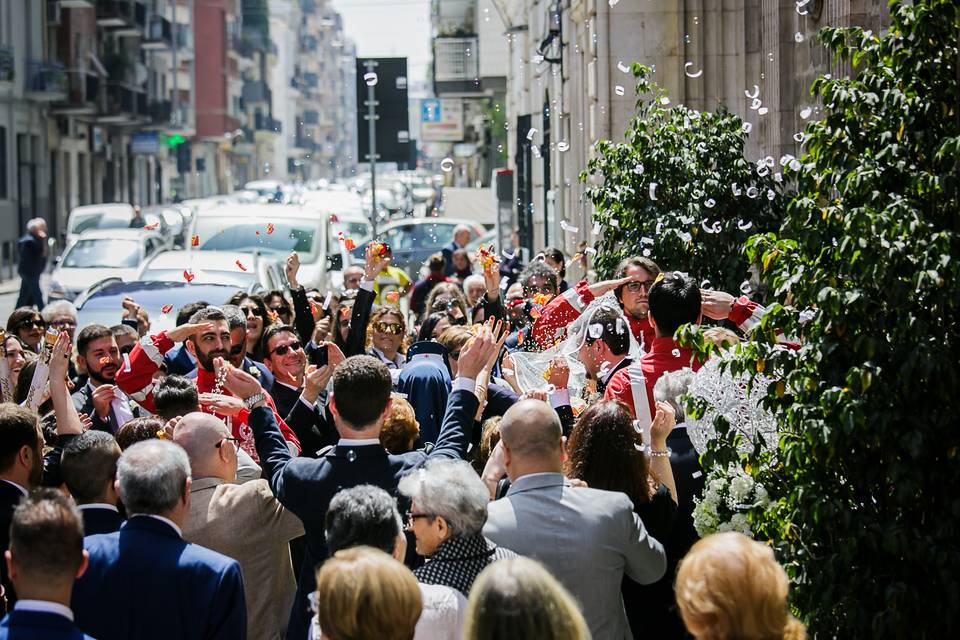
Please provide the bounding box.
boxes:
[647,447,672,458]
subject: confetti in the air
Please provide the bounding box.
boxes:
[617,60,630,74]
[526,128,538,141]
[363,72,378,86]
[235,260,247,271]
[557,141,570,152]
[684,62,703,78]
[794,31,805,43]
[633,162,644,174]
[440,157,455,172]
[704,198,716,209]
[266,223,274,234]
[745,85,760,100]
[799,106,813,119]
[649,182,658,200]
[737,219,754,231]
[615,85,625,96]
[592,221,602,235]
[743,122,753,134]
[322,292,332,310]
[560,220,579,234]
[161,304,174,314]
[183,270,195,283]
[191,235,199,247]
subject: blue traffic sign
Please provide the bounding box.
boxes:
[422,99,441,123]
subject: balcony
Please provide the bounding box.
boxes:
[433,36,481,96]
[241,80,270,105]
[53,70,99,114]
[97,0,146,35]
[25,61,68,101]
[142,15,173,49]
[100,83,147,123]
[254,113,281,133]
[149,100,172,124]
[0,46,13,84]
[303,109,319,125]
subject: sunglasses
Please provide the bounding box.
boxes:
[270,305,291,316]
[270,341,302,356]
[240,306,262,318]
[16,319,44,331]
[373,321,404,335]
[623,280,656,293]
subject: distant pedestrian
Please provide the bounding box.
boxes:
[16,218,48,309]
[128,206,146,229]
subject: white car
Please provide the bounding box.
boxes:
[50,229,169,301]
[134,250,285,291]
[65,203,172,246]
[188,203,371,292]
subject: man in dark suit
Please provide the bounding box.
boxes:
[16,218,47,309]
[60,432,124,536]
[442,224,473,277]
[72,439,246,640]
[575,304,634,395]
[0,404,44,610]
[0,489,93,639]
[226,328,497,640]
[71,325,138,434]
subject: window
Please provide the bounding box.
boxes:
[0,126,6,199]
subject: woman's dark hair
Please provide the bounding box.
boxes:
[417,311,453,342]
[423,282,468,324]
[542,247,566,279]
[225,292,271,359]
[263,290,293,318]
[115,417,165,451]
[6,307,44,334]
[564,399,654,507]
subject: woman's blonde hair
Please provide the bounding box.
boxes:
[436,325,472,355]
[315,546,422,640]
[464,557,590,640]
[380,394,420,454]
[675,532,806,640]
[702,326,740,349]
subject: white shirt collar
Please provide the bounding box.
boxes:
[337,438,381,446]
[274,379,302,392]
[0,479,27,496]
[78,503,119,513]
[599,356,628,384]
[14,600,74,622]
[134,514,183,538]
[370,347,404,368]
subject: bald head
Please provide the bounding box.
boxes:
[499,400,564,478]
[172,412,237,482]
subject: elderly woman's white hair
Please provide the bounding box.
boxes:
[41,300,78,323]
[25,218,46,232]
[398,459,489,537]
[653,368,696,422]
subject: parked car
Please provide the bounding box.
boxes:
[189,203,371,292]
[145,205,188,247]
[352,218,487,277]
[134,250,285,290]
[49,229,168,301]
[65,203,171,245]
[75,281,247,335]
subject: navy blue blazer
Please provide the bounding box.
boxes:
[80,507,124,536]
[162,344,197,377]
[0,609,93,639]
[72,516,246,640]
[247,386,479,640]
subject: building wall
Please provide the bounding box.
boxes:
[194,0,230,139]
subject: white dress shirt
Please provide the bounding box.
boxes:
[14,599,74,622]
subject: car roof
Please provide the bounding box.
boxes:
[69,203,134,215]
[379,218,483,231]
[69,228,160,241]
[77,281,244,315]
[195,203,328,219]
[142,250,275,270]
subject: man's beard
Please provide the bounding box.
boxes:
[196,346,229,371]
[87,361,117,384]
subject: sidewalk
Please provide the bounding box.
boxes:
[0,275,21,296]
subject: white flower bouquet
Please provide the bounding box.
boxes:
[692,462,772,537]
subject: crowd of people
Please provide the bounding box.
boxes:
[0,227,807,640]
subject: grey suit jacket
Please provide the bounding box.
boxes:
[483,472,666,640]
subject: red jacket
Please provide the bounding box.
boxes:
[604,297,770,419]
[116,332,300,461]
[531,280,656,352]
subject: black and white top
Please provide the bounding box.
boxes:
[414,533,517,595]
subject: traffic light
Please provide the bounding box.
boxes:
[176,143,191,174]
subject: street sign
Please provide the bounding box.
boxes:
[422,98,464,142]
[355,57,410,165]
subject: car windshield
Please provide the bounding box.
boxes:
[70,211,135,234]
[193,217,319,260]
[139,268,256,288]
[328,220,371,254]
[62,239,140,269]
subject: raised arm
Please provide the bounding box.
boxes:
[286,252,317,344]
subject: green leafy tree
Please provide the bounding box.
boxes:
[580,66,785,293]
[687,2,959,636]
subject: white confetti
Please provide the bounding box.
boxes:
[584,247,597,256]
[742,122,753,134]
[731,183,742,196]
[789,159,802,171]
[740,281,753,294]
[363,72,378,86]
[672,348,681,358]
[526,127,538,141]
[440,157,455,172]
[608,0,620,6]
[649,182,658,200]
[746,186,759,199]
[660,96,670,105]
[684,62,703,78]
[758,106,769,116]
[692,471,703,479]
[767,189,776,201]
[123,353,132,373]
[610,218,620,228]
[615,318,625,334]
[592,221,602,235]
[617,60,630,73]
[531,145,541,159]
[757,165,769,177]
[615,85,625,96]
[799,106,813,119]
[793,132,805,143]
[640,236,654,245]
[701,279,713,289]
[679,231,692,243]
[795,31,804,43]
[745,84,760,100]
[656,221,664,235]
[557,141,570,152]
[643,248,651,257]
[704,198,716,209]
[737,219,753,231]
[773,172,783,183]
[633,162,644,175]
[680,215,695,225]
[751,98,762,111]
[560,220,579,234]
[322,291,332,310]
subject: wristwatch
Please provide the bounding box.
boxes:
[242,392,266,410]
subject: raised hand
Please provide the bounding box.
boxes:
[457,325,498,380]
[700,289,737,320]
[286,252,301,289]
[199,393,245,417]
[91,384,117,419]
[363,242,390,280]
[167,322,215,344]
[48,331,72,382]
[219,359,264,400]
[649,401,677,447]
[546,355,570,390]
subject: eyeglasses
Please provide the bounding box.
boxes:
[15,319,44,331]
[229,344,245,356]
[405,510,434,526]
[373,321,404,335]
[623,280,656,293]
[270,341,302,356]
[240,306,262,318]
[215,436,240,449]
